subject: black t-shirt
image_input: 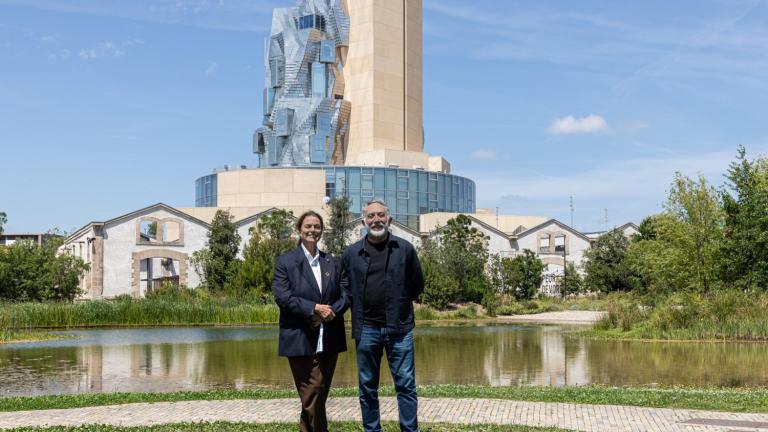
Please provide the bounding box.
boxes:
[363,235,390,327]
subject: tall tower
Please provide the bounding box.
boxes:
[254,0,427,169]
[254,0,351,167]
[343,0,423,161]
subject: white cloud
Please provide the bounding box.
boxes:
[548,114,608,135]
[78,41,125,60]
[38,33,59,43]
[204,62,218,77]
[48,49,71,60]
[459,148,753,230]
[470,149,496,160]
[465,150,736,205]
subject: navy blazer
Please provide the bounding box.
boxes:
[272,246,350,357]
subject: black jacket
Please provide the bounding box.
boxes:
[341,234,424,341]
[272,247,350,357]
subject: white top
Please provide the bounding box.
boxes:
[301,243,324,353]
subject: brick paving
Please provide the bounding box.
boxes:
[2,397,768,431]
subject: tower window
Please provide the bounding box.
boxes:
[298,15,326,32]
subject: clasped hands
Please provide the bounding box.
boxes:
[312,304,335,327]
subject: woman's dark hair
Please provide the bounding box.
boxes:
[295,210,324,233]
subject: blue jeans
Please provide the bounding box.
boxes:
[356,325,418,432]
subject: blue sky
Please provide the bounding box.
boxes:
[1,0,767,234]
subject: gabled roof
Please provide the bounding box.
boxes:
[348,217,423,238]
[514,219,592,242]
[65,203,211,242]
[425,214,511,240]
[106,203,211,229]
[582,222,639,239]
[65,222,104,243]
[389,220,423,238]
[617,222,640,231]
[234,207,297,227]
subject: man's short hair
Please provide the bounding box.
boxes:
[364,199,390,216]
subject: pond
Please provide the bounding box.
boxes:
[2,323,767,396]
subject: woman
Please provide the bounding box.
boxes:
[272,210,349,432]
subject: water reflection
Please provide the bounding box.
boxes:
[1,324,767,397]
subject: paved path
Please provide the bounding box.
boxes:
[498,311,607,325]
[2,397,768,431]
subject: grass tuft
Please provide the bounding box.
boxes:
[589,290,768,341]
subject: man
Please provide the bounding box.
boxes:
[341,199,424,432]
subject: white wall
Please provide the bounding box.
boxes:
[61,227,96,298]
[513,221,590,267]
[101,209,209,297]
[467,221,511,256]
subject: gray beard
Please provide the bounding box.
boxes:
[367,226,388,239]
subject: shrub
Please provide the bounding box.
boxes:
[597,295,647,332]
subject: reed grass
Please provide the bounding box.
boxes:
[589,289,768,341]
[2,297,487,330]
[414,303,486,320]
[496,294,613,316]
[0,297,280,330]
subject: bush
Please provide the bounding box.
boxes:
[597,295,647,332]
[0,238,88,302]
[510,250,545,300]
[584,229,634,293]
[226,210,294,300]
[561,263,584,297]
[420,260,460,310]
[649,292,705,332]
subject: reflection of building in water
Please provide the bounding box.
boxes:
[539,327,590,386]
[72,343,206,394]
[59,329,304,393]
[482,326,590,387]
[79,346,103,392]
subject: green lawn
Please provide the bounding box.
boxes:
[2,385,768,414]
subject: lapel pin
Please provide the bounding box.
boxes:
[324,272,330,277]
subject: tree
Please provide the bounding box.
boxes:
[419,238,460,309]
[635,214,670,242]
[719,146,768,290]
[418,215,492,308]
[508,250,545,300]
[0,237,87,301]
[625,222,688,297]
[432,215,490,303]
[146,221,157,238]
[227,209,295,299]
[663,173,724,292]
[191,210,241,291]
[584,229,633,293]
[561,262,584,297]
[41,237,89,301]
[623,174,724,296]
[323,195,353,257]
[0,212,6,236]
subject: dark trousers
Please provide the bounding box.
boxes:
[288,352,339,432]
